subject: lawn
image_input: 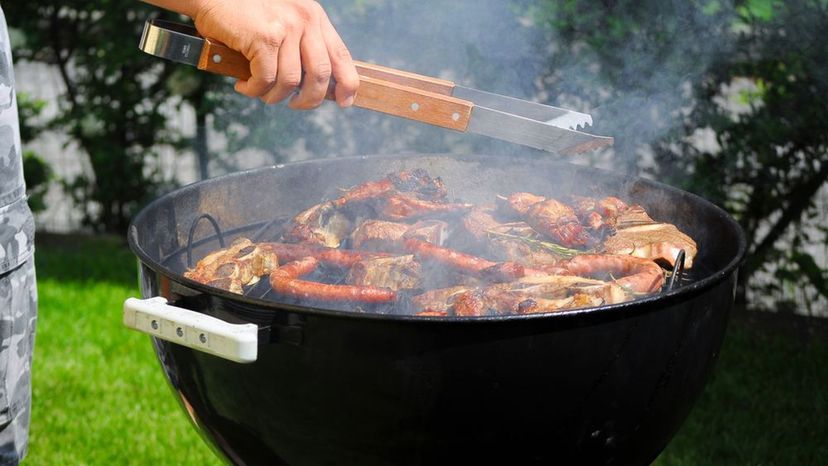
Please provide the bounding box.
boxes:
[24,234,828,465]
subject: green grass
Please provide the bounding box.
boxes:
[25,234,828,465]
[27,234,222,465]
[656,314,828,465]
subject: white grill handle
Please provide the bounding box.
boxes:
[123,297,258,363]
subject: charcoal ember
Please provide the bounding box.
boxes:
[347,255,423,291]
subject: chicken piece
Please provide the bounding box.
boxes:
[614,205,656,227]
[409,286,474,314]
[350,219,449,252]
[604,223,698,268]
[496,193,596,248]
[525,198,595,248]
[347,255,423,291]
[286,169,449,247]
[403,220,449,246]
[332,168,448,208]
[415,274,624,317]
[563,254,665,294]
[571,196,630,233]
[459,207,563,268]
[498,192,547,217]
[284,201,353,248]
[379,193,472,221]
[350,220,410,251]
[184,237,279,294]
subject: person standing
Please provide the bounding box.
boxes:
[0,5,37,465]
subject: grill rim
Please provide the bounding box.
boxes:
[128,153,747,323]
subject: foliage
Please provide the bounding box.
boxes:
[17,92,52,213]
[22,150,52,213]
[7,2,189,233]
[524,0,828,309]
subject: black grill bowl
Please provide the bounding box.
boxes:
[128,154,746,466]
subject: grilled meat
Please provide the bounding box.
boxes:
[379,193,472,221]
[350,219,449,252]
[184,237,279,294]
[284,201,352,248]
[459,207,565,268]
[604,223,698,268]
[347,255,423,291]
[351,220,410,251]
[270,257,396,303]
[189,169,698,317]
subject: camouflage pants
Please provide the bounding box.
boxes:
[0,259,36,465]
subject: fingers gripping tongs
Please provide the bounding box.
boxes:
[139,19,613,154]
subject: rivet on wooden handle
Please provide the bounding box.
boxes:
[198,38,251,80]
[354,76,472,131]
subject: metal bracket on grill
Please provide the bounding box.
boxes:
[666,249,686,291]
[186,214,226,268]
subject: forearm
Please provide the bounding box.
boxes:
[140,0,206,18]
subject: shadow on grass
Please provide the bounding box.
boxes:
[35,232,138,288]
[657,309,828,465]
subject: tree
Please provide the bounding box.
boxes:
[9,2,188,232]
[527,0,828,309]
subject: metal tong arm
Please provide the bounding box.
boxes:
[194,38,473,131]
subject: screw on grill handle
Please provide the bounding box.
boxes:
[123,297,258,363]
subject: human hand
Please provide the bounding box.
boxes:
[149,0,359,109]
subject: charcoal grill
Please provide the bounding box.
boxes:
[123,153,746,465]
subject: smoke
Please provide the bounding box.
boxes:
[211,0,738,175]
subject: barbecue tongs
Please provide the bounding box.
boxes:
[139,19,613,154]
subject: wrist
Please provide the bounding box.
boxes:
[142,0,207,19]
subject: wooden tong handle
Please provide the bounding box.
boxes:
[198,39,471,131]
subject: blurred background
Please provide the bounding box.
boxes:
[6,0,826,464]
